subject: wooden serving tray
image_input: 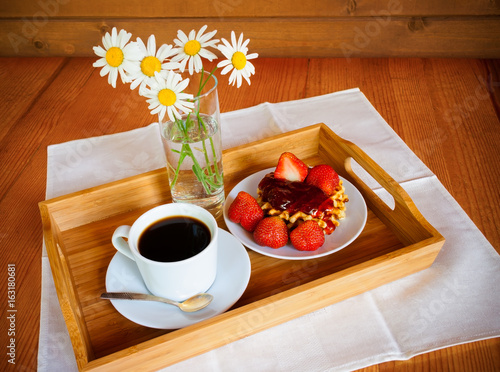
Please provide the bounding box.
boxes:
[39,123,445,371]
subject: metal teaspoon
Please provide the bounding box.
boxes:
[101,292,213,312]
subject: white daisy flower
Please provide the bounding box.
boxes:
[143,70,195,122]
[171,25,219,75]
[93,27,140,88]
[127,35,180,95]
[217,31,258,88]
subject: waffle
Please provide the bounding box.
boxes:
[257,173,348,235]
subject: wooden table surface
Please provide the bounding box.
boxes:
[1,57,499,371]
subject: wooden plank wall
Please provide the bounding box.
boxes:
[0,0,499,58]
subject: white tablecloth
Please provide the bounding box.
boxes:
[39,88,500,371]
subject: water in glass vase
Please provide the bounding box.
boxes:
[161,114,225,218]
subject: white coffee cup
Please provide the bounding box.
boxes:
[112,203,218,302]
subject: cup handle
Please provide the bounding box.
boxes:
[111,225,135,261]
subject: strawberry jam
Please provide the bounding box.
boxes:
[258,173,334,217]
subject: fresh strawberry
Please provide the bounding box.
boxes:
[305,164,340,196]
[290,220,325,251]
[228,191,264,232]
[253,217,289,249]
[273,152,309,182]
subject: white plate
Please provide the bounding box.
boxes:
[223,168,367,260]
[105,228,251,329]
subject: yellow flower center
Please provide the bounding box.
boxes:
[105,47,124,67]
[232,51,247,70]
[184,40,201,56]
[140,56,161,77]
[158,89,176,106]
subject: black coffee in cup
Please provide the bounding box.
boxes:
[138,216,211,262]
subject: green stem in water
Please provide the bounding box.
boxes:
[168,68,223,195]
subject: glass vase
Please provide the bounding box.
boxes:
[159,71,225,218]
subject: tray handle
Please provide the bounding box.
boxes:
[39,201,94,368]
[319,124,439,245]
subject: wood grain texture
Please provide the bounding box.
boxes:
[0,57,65,141]
[0,57,498,371]
[1,0,498,18]
[1,17,499,58]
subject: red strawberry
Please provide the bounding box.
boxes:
[228,191,264,232]
[253,217,289,249]
[290,220,325,251]
[305,164,340,196]
[274,152,309,182]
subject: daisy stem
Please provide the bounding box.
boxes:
[172,142,212,194]
[194,68,223,187]
[195,109,223,188]
[197,66,218,97]
[170,115,215,194]
[169,69,223,195]
[197,112,213,177]
[169,146,188,188]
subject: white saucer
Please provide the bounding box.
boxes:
[223,168,368,260]
[105,228,251,329]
